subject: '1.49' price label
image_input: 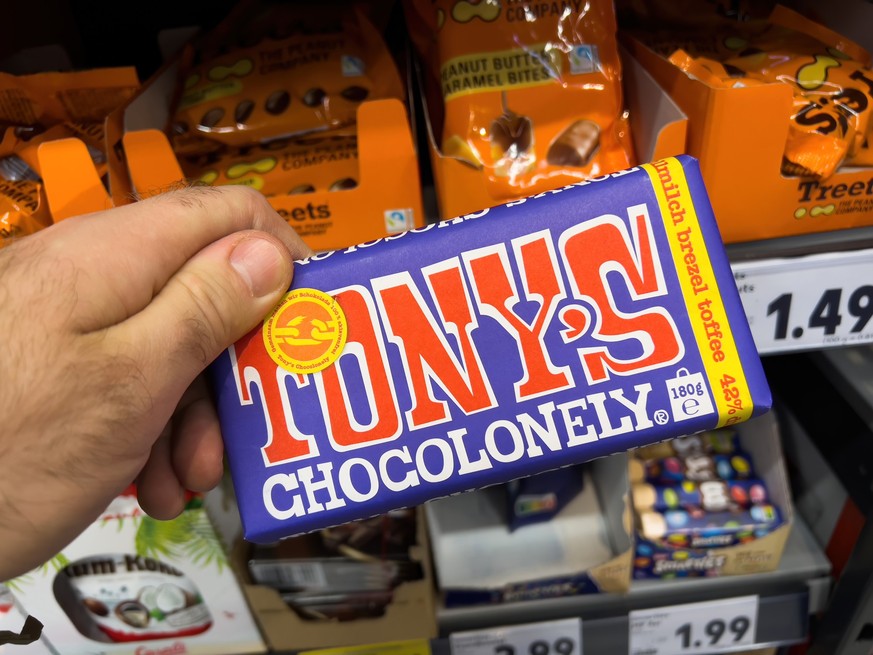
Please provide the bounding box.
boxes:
[629,596,758,655]
[450,618,582,655]
[733,249,873,354]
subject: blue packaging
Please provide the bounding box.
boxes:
[211,156,771,543]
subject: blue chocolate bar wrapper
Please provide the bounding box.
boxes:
[212,156,771,543]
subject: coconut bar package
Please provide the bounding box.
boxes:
[212,155,771,543]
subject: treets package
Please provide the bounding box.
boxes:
[649,7,873,179]
[178,130,359,196]
[406,0,634,205]
[171,5,404,150]
[622,6,873,243]
[212,156,771,543]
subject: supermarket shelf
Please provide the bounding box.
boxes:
[437,516,830,637]
[726,225,873,262]
[432,594,808,655]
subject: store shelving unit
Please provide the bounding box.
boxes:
[435,517,829,651]
[414,225,871,653]
[786,345,873,655]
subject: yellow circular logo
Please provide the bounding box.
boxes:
[262,288,347,374]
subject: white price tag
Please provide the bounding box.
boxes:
[629,596,758,655]
[451,618,582,655]
[733,248,873,354]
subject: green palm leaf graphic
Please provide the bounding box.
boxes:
[181,511,226,572]
[4,576,28,593]
[46,553,70,572]
[134,510,226,572]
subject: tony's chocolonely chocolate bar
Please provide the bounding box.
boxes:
[212,155,771,543]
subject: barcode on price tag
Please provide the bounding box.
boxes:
[451,618,582,655]
[733,248,873,354]
[629,596,758,655]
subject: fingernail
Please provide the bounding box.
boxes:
[230,237,288,297]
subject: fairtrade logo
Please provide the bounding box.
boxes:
[263,288,347,374]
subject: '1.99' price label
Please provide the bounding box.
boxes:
[733,249,873,354]
[628,596,758,655]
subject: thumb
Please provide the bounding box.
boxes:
[108,230,294,399]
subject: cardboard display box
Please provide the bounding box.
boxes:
[99,49,425,252]
[29,93,425,253]
[427,454,633,606]
[6,492,265,655]
[631,411,794,579]
[231,509,437,653]
[31,46,678,245]
[623,11,873,245]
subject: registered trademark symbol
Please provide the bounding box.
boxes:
[653,410,669,425]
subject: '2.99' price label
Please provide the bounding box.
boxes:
[450,618,582,655]
[629,596,758,655]
[733,249,873,354]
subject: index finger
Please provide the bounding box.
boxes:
[38,185,311,332]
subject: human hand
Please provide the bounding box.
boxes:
[0,186,311,580]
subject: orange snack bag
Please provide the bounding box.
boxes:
[407,0,634,202]
[172,7,404,149]
[848,126,873,166]
[635,6,873,179]
[720,11,873,178]
[0,179,51,247]
[668,51,765,89]
[179,131,359,196]
[0,68,139,127]
[0,123,108,181]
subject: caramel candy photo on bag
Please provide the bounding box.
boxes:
[547,120,601,168]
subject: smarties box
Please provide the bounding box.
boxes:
[212,155,772,544]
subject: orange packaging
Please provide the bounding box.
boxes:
[0,179,51,247]
[407,0,634,204]
[623,6,873,243]
[0,122,108,181]
[848,130,873,166]
[0,69,138,244]
[633,7,873,179]
[179,130,359,196]
[0,68,139,127]
[171,7,404,150]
